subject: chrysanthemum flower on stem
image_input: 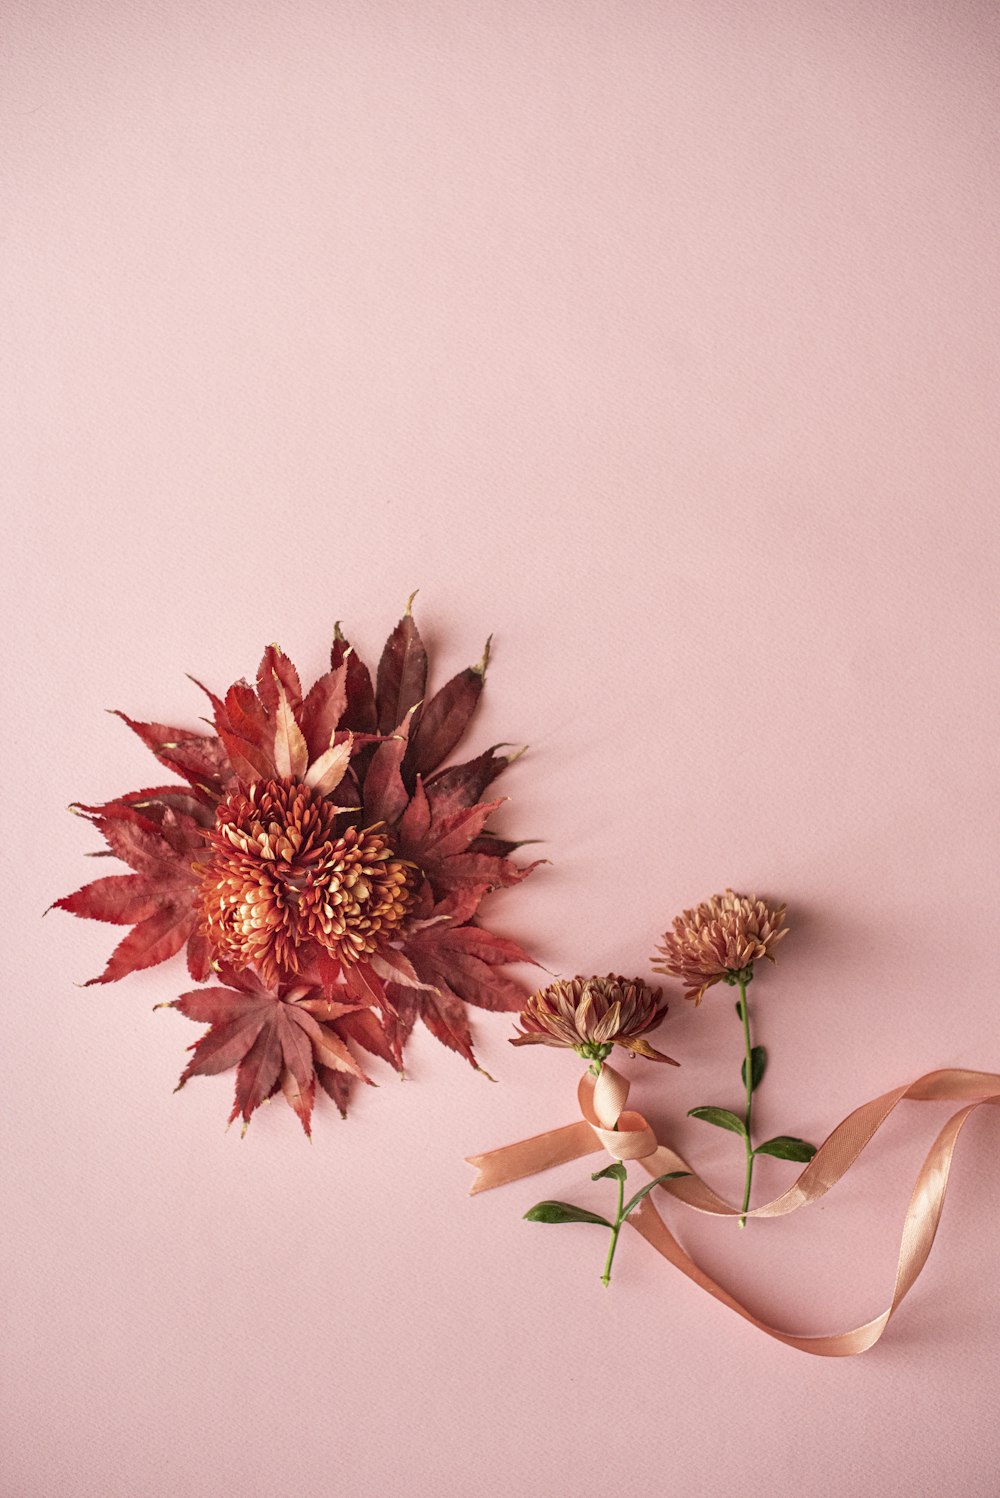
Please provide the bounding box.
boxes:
[514,974,686,1285]
[510,973,680,1068]
[653,890,815,1227]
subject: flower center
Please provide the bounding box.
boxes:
[194,778,414,984]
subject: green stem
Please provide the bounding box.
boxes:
[738,976,754,1229]
[601,1169,625,1286]
[591,1055,627,1285]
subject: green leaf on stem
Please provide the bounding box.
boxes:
[622,1171,691,1218]
[753,1136,817,1162]
[741,1045,767,1093]
[523,1201,614,1227]
[688,1105,747,1136]
[591,1161,627,1184]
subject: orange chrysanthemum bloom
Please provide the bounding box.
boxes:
[195,779,414,986]
[652,889,788,1004]
[510,974,679,1064]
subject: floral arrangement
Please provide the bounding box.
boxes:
[53,598,541,1134]
[515,895,816,1282]
[468,888,1000,1355]
[56,602,1000,1357]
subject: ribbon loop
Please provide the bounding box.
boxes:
[578,1067,659,1161]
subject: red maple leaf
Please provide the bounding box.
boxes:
[52,796,214,983]
[169,967,370,1136]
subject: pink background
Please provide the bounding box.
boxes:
[4,3,1000,1495]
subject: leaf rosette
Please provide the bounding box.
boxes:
[53,599,543,1133]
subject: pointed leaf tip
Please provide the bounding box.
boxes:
[404,589,419,615]
[474,635,493,678]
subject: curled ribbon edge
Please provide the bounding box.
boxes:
[465,1065,1000,1356]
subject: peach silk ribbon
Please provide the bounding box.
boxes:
[465,1064,1000,1355]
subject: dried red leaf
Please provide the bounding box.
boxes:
[221,681,273,753]
[72,802,180,877]
[316,1064,354,1119]
[396,775,432,846]
[375,597,428,733]
[465,832,539,858]
[110,712,229,801]
[177,1009,271,1082]
[185,928,214,982]
[406,798,505,863]
[111,785,218,821]
[287,1005,368,1078]
[303,734,353,797]
[172,978,372,1132]
[256,645,303,715]
[299,662,348,760]
[375,986,419,1068]
[51,875,162,926]
[333,1006,400,1069]
[85,901,199,986]
[424,745,521,817]
[59,799,206,984]
[228,1016,284,1127]
[272,681,309,780]
[281,1067,317,1136]
[407,638,490,776]
[340,960,390,1011]
[433,851,545,899]
[408,928,532,1014]
[173,985,264,1025]
[418,984,479,1067]
[331,628,377,736]
[363,703,418,824]
[413,924,538,968]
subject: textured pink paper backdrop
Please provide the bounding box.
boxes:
[4,3,1000,1495]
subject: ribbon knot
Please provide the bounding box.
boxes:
[580,1065,659,1161]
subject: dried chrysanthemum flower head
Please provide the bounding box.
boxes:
[652,889,788,1004]
[510,973,679,1065]
[194,778,415,987]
